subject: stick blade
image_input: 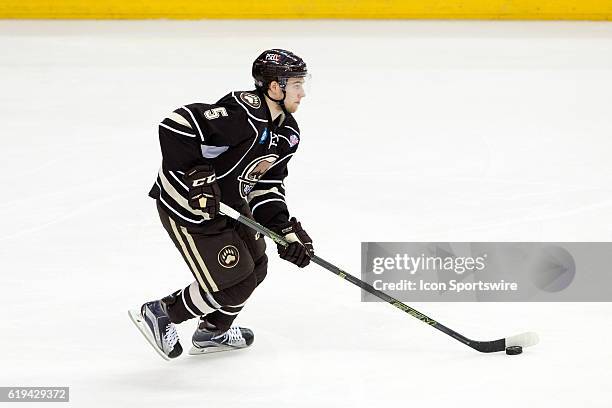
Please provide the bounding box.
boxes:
[505,331,539,348]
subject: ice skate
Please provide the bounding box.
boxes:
[189,319,254,355]
[128,300,183,360]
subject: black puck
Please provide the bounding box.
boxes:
[505,346,523,355]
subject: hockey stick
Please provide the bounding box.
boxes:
[220,203,539,354]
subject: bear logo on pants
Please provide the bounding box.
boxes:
[218,245,240,268]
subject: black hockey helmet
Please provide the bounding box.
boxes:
[252,49,308,91]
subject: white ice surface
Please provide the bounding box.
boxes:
[1,20,612,407]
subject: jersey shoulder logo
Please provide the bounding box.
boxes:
[240,92,261,109]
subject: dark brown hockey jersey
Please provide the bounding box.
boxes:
[149,90,301,229]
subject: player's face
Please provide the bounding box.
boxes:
[283,77,306,113]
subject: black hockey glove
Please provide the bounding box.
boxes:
[183,164,221,220]
[274,217,314,268]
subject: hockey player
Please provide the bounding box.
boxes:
[129,49,314,360]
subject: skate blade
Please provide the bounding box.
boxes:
[188,344,245,356]
[128,309,170,361]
